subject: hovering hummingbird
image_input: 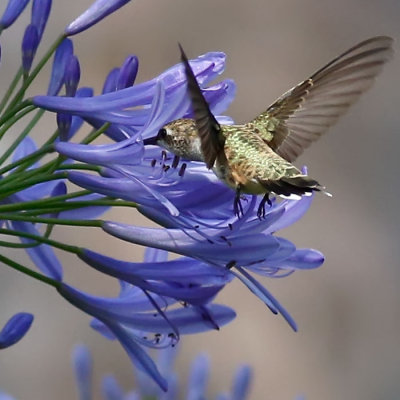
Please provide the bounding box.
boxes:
[144,37,393,217]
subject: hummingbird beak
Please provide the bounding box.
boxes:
[143,136,158,146]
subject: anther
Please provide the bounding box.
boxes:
[172,155,180,169]
[178,163,187,177]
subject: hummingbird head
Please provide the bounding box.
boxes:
[143,119,204,162]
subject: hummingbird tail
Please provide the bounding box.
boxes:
[260,176,325,198]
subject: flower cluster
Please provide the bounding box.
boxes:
[0,0,324,393]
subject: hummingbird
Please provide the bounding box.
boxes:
[144,37,393,218]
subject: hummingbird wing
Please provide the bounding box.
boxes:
[179,43,225,169]
[251,36,393,162]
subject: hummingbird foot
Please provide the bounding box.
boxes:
[233,185,244,218]
[257,192,272,219]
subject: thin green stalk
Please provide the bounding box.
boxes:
[0,109,46,166]
[0,172,67,199]
[0,161,57,190]
[0,143,54,176]
[0,67,24,114]
[0,227,81,255]
[4,34,66,116]
[0,104,36,141]
[0,240,41,248]
[57,163,101,172]
[0,213,103,228]
[10,199,137,216]
[82,122,110,144]
[0,190,91,213]
[0,253,61,289]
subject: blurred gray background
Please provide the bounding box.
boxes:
[0,0,399,399]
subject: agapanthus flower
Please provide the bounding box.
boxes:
[36,75,323,330]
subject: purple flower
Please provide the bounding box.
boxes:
[59,276,236,391]
[34,47,322,331]
[65,0,133,36]
[0,312,33,349]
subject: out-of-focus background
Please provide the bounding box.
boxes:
[0,1,399,399]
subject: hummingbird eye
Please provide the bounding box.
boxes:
[158,128,167,139]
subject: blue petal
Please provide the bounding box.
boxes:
[47,38,74,95]
[21,24,39,73]
[105,321,168,392]
[31,0,51,41]
[232,267,297,331]
[0,0,30,30]
[117,55,138,89]
[33,52,227,113]
[231,365,252,400]
[0,312,33,349]
[102,222,281,267]
[72,344,93,400]
[274,248,324,270]
[65,0,132,36]
[64,55,80,97]
[80,248,228,285]
[11,220,63,280]
[0,391,17,400]
[101,375,124,400]
[58,193,109,220]
[187,354,209,400]
[58,284,168,391]
[266,196,313,233]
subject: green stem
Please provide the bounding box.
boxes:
[3,34,66,116]
[57,163,101,172]
[0,143,54,176]
[0,109,46,167]
[0,227,82,255]
[0,240,41,248]
[0,253,61,289]
[0,67,24,114]
[82,122,110,144]
[0,104,36,141]
[0,213,103,228]
[0,172,67,199]
[8,199,137,216]
[0,190,91,213]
